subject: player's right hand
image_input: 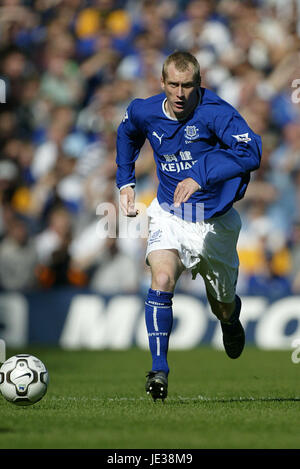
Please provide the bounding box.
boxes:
[120,186,139,217]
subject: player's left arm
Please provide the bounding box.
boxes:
[184,108,262,191]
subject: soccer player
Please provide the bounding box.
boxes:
[116,51,262,402]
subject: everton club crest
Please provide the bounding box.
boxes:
[184,125,199,141]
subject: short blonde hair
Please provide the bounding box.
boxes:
[162,51,201,84]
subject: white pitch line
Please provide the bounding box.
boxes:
[48,395,300,402]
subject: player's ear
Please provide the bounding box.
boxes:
[160,76,165,90]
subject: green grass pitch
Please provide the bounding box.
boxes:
[0,347,300,449]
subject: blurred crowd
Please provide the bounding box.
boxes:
[0,0,300,300]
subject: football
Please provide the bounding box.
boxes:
[0,354,49,406]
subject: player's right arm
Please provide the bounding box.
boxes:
[116,99,146,217]
[119,185,138,217]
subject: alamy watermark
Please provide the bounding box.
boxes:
[0,339,6,364]
[291,79,300,104]
[0,79,6,103]
[95,199,204,239]
[291,338,300,364]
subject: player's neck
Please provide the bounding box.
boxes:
[164,89,201,121]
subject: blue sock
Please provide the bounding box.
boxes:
[145,288,174,375]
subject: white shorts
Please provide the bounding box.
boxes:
[145,198,241,303]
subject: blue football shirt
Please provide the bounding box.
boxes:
[116,87,262,221]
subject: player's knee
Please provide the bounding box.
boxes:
[152,271,175,292]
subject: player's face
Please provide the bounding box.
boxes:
[161,62,200,120]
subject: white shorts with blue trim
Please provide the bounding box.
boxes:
[145,198,241,303]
